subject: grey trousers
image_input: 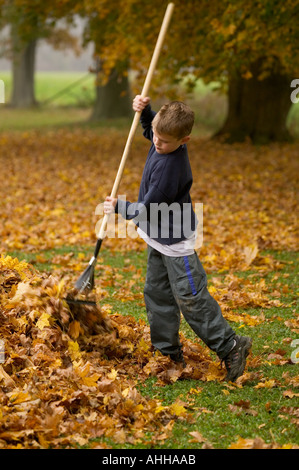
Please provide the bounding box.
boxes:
[144,246,236,360]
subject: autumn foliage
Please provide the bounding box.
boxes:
[0,129,297,256]
[0,254,210,448]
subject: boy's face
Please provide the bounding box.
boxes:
[152,128,190,155]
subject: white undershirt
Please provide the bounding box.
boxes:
[137,227,196,257]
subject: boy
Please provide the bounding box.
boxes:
[104,95,252,382]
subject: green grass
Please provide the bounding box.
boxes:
[0,71,100,132]
[1,71,298,137]
[0,106,93,131]
[287,103,299,138]
[1,71,96,107]
[7,245,299,449]
[95,248,299,449]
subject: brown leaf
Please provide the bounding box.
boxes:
[189,431,206,443]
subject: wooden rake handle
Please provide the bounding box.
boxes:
[98,2,175,240]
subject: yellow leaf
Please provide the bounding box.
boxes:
[37,433,50,449]
[49,208,65,217]
[254,379,276,389]
[229,437,253,449]
[206,362,226,381]
[209,285,217,294]
[189,387,202,395]
[9,391,31,404]
[155,405,165,414]
[36,312,51,330]
[107,368,117,380]
[282,444,295,449]
[137,337,150,353]
[51,358,62,368]
[68,341,81,362]
[169,402,186,417]
[82,373,101,388]
[122,387,130,398]
[56,278,65,297]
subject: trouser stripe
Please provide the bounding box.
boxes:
[183,255,197,296]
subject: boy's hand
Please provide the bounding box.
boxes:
[104,196,117,214]
[133,95,150,112]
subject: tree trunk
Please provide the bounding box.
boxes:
[215,58,293,144]
[11,38,37,108]
[90,66,132,121]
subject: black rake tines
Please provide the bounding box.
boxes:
[65,298,97,306]
[64,239,103,307]
[74,263,95,292]
[74,238,103,293]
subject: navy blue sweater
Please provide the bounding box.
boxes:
[116,105,197,245]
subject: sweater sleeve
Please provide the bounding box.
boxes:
[116,182,170,222]
[140,105,156,141]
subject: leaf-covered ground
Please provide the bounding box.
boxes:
[1,129,297,257]
[0,130,298,449]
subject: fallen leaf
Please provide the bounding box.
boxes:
[189,431,206,443]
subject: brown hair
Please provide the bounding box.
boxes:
[152,101,194,140]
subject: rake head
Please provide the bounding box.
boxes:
[64,239,103,306]
[64,264,96,307]
[74,262,95,292]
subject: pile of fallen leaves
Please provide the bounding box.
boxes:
[0,254,226,449]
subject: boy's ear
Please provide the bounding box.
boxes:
[181,136,190,144]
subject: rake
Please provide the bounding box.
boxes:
[67,3,175,306]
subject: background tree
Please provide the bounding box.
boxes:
[0,0,79,108]
[2,0,298,141]
[84,0,299,143]
[80,2,132,120]
[185,0,299,144]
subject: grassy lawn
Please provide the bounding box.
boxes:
[1,71,96,107]
[1,71,298,138]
